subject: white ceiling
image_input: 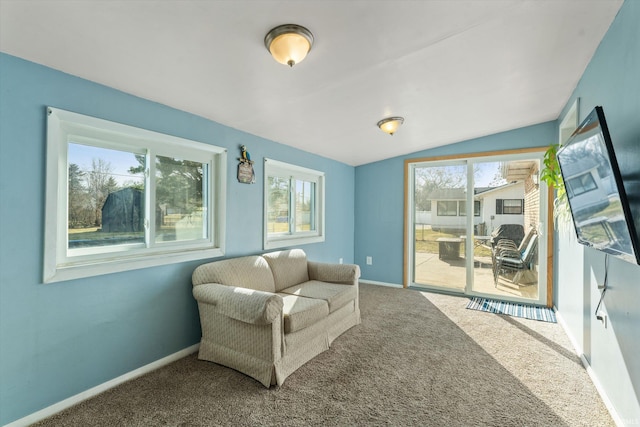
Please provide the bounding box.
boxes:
[0,0,623,166]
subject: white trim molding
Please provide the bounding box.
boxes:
[45,107,226,283]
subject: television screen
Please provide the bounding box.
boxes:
[557,106,640,265]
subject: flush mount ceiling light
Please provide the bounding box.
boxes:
[377,117,404,135]
[264,24,314,67]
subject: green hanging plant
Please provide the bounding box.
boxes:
[540,143,571,229]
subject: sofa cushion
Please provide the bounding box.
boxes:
[280,281,356,313]
[279,294,329,333]
[192,256,276,293]
[263,249,310,292]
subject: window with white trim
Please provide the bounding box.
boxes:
[459,200,481,216]
[264,158,325,249]
[566,172,598,196]
[45,107,226,283]
[496,198,524,215]
[436,201,458,216]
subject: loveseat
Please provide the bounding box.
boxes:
[192,249,361,387]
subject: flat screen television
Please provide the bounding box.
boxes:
[557,106,640,265]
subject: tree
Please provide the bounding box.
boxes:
[129,155,203,217]
[268,176,289,221]
[489,170,508,187]
[414,166,466,211]
[86,159,118,227]
[68,163,90,228]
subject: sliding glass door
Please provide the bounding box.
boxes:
[406,150,549,306]
[412,162,467,291]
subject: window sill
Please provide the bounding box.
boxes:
[264,235,324,250]
[44,247,225,283]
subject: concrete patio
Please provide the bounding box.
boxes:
[413,251,538,300]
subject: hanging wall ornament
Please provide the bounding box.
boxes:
[237,145,255,184]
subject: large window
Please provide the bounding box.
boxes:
[436,200,480,216]
[496,199,524,215]
[264,158,324,249]
[459,200,481,216]
[567,172,597,196]
[45,107,226,283]
[437,201,458,216]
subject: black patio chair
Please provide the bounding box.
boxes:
[492,227,537,265]
[493,232,538,286]
[489,224,525,249]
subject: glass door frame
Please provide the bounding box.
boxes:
[403,147,553,307]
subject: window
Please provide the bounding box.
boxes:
[437,201,458,216]
[567,172,598,196]
[45,107,226,283]
[496,199,524,215]
[459,200,481,216]
[264,158,324,249]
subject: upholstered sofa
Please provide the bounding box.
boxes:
[192,249,361,387]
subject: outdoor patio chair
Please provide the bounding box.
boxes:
[493,227,537,261]
[489,224,524,249]
[493,232,538,286]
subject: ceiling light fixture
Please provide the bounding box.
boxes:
[377,117,404,135]
[264,24,314,67]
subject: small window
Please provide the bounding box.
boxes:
[459,200,481,216]
[567,172,598,196]
[496,199,524,215]
[264,159,324,249]
[45,107,226,283]
[437,201,458,216]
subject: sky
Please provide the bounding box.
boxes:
[68,143,144,186]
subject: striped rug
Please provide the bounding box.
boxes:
[466,297,557,323]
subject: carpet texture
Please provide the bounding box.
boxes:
[35,284,612,426]
[466,297,558,323]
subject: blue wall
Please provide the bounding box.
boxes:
[0,53,355,425]
[355,0,639,421]
[3,1,639,423]
[354,122,556,285]
[554,0,640,422]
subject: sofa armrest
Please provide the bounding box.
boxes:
[307,261,361,285]
[193,283,283,325]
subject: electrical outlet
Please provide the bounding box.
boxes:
[366,256,372,265]
[339,258,343,264]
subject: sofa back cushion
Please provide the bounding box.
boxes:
[192,256,276,293]
[262,249,310,292]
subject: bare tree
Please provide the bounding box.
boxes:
[86,159,118,227]
[414,166,467,211]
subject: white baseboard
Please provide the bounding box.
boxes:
[5,343,199,427]
[554,309,623,427]
[359,279,403,288]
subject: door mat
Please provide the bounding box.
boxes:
[466,297,557,323]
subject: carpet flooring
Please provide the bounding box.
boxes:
[35,283,613,426]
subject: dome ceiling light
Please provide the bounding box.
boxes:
[377,117,405,135]
[264,24,314,67]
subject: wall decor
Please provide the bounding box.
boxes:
[237,145,255,184]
